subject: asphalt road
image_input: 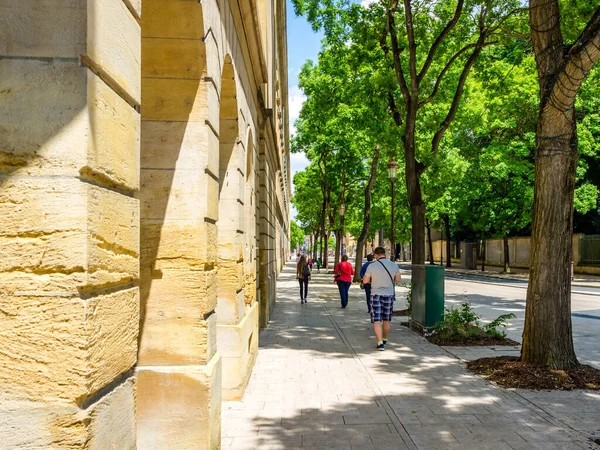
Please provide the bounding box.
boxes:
[396,267,600,369]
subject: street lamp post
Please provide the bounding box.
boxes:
[339,203,346,257]
[387,157,399,260]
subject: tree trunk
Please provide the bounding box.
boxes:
[401,244,406,261]
[503,235,510,273]
[354,145,380,281]
[520,0,600,369]
[443,214,451,268]
[425,218,434,265]
[378,228,384,247]
[334,229,341,269]
[521,111,579,369]
[323,230,330,270]
[481,239,486,272]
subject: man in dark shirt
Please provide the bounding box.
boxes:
[359,254,374,313]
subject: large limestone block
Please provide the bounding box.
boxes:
[220,119,239,144]
[142,38,206,79]
[86,185,139,288]
[85,377,136,450]
[217,197,241,231]
[216,287,245,325]
[204,83,220,143]
[86,72,140,191]
[205,175,220,222]
[142,0,204,40]
[142,268,217,316]
[0,177,87,274]
[0,377,136,450]
[0,0,86,58]
[140,168,204,221]
[140,220,217,270]
[141,121,209,170]
[219,303,259,399]
[218,232,242,263]
[201,24,221,82]
[136,354,222,450]
[88,0,141,103]
[217,261,244,290]
[141,78,206,122]
[0,178,139,291]
[0,288,139,403]
[138,269,217,365]
[0,59,87,177]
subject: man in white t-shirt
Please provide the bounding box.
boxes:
[363,246,401,351]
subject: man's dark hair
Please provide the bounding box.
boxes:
[341,254,348,262]
[366,254,374,262]
[373,246,386,256]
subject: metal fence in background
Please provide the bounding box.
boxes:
[580,235,600,265]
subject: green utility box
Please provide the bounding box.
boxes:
[410,264,445,330]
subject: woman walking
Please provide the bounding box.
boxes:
[296,254,311,304]
[334,254,354,308]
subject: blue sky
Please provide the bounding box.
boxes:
[286,0,322,184]
[286,0,374,219]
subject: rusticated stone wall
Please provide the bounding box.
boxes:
[0,0,141,448]
[0,0,290,448]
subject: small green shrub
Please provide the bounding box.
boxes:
[483,313,517,339]
[400,282,412,312]
[430,301,516,342]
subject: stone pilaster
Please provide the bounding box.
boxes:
[0,0,141,447]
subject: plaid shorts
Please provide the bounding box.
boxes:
[370,295,395,323]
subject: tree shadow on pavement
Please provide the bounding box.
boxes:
[226,263,600,449]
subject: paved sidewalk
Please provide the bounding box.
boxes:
[222,262,600,449]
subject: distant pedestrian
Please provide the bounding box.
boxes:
[334,254,354,308]
[308,257,313,271]
[360,254,375,313]
[316,257,321,273]
[363,246,401,351]
[296,255,311,304]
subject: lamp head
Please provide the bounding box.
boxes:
[387,157,399,180]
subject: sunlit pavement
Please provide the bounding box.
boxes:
[222,262,600,449]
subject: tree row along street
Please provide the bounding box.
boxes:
[290,0,600,371]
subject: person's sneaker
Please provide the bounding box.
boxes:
[382,339,388,348]
[376,343,385,351]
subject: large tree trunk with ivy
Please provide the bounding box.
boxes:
[354,145,381,281]
[521,0,600,369]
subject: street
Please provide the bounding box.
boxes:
[397,268,600,370]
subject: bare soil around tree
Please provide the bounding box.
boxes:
[428,331,520,347]
[467,356,600,391]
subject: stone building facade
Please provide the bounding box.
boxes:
[0,0,290,448]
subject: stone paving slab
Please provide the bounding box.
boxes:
[222,262,600,449]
